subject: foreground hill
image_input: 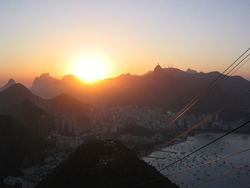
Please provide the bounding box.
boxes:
[0,115,51,181]
[36,140,178,188]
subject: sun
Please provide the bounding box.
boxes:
[73,55,107,82]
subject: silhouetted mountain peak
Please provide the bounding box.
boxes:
[49,93,90,113]
[7,78,15,85]
[4,83,31,94]
[21,98,37,107]
[151,64,173,80]
[0,83,43,111]
[51,93,77,101]
[31,73,58,89]
[0,78,16,92]
[121,73,133,78]
[62,74,78,80]
[61,74,83,84]
[186,68,198,74]
[154,64,163,72]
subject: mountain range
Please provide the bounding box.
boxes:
[0,65,249,121]
[27,66,250,121]
[0,83,91,135]
[0,83,44,112]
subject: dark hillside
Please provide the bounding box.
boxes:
[0,115,51,181]
[48,93,91,113]
[37,140,178,188]
[0,83,44,111]
[6,99,55,135]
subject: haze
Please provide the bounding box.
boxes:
[0,0,249,87]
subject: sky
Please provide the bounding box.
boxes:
[0,0,250,87]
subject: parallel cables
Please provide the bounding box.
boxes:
[157,119,250,174]
[190,162,250,188]
[145,87,250,157]
[165,147,250,178]
[127,147,250,187]
[124,48,250,187]
[156,48,250,135]
[127,119,250,187]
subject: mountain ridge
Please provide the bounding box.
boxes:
[0,84,91,135]
[25,66,250,121]
[0,78,15,92]
[48,93,91,114]
[30,73,58,90]
[0,83,44,112]
[2,66,249,121]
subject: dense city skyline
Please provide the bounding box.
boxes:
[1,0,250,86]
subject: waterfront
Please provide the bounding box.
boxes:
[143,133,250,188]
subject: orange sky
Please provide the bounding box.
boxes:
[0,1,250,87]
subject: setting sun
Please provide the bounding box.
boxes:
[72,54,108,82]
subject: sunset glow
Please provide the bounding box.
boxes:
[0,1,249,87]
[0,2,250,187]
[72,54,108,82]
